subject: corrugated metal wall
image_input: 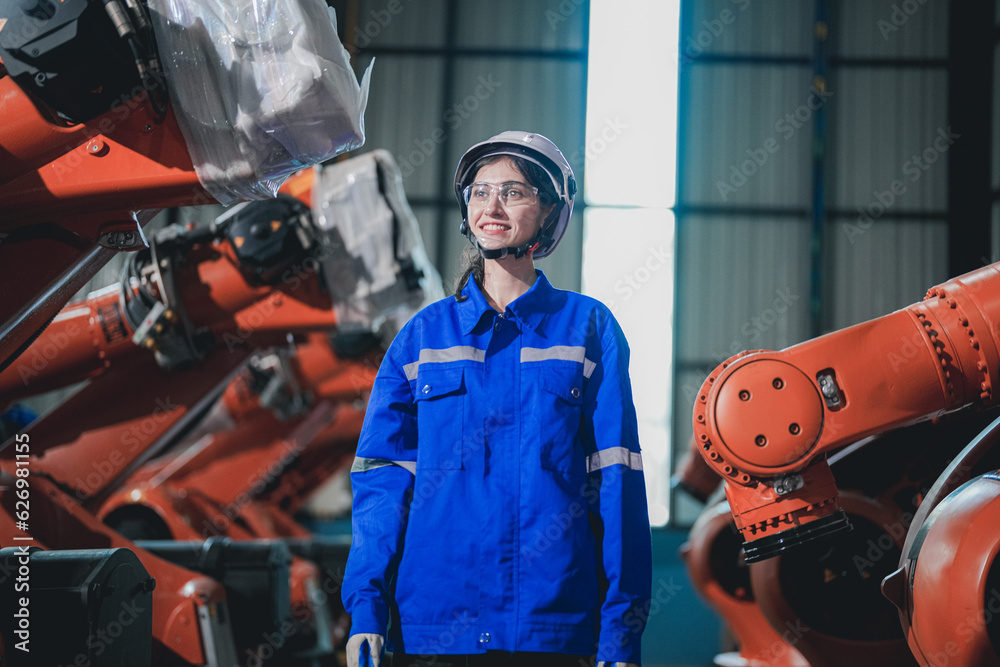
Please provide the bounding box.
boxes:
[672,0,955,524]
[995,4,1000,263]
[349,0,588,294]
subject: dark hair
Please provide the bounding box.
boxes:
[452,155,559,300]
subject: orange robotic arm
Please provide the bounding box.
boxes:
[694,263,1000,561]
[0,5,209,371]
[0,199,340,512]
[0,198,337,401]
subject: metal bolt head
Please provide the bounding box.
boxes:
[819,376,837,399]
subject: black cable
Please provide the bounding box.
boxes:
[0,313,57,376]
[104,0,168,123]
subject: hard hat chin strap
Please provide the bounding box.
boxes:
[470,236,538,260]
[462,208,557,260]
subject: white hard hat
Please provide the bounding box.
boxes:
[454,131,577,259]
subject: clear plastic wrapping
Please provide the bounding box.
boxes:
[148,0,373,205]
[312,151,444,338]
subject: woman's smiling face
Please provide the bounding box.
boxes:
[468,158,554,253]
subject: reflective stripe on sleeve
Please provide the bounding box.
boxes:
[522,345,598,378]
[586,447,643,473]
[403,346,486,381]
[352,456,417,475]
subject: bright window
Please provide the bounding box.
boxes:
[582,0,680,526]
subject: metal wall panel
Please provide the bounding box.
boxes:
[536,209,584,292]
[831,0,948,60]
[410,204,445,269]
[445,57,586,291]
[673,0,956,525]
[350,3,587,292]
[682,65,815,208]
[994,42,1000,191]
[993,202,1000,264]
[446,58,586,176]
[455,0,587,51]
[684,0,813,58]
[355,0,448,49]
[672,214,811,520]
[438,204,466,293]
[672,365,708,507]
[675,216,812,364]
[358,56,448,200]
[827,68,948,211]
[826,218,948,330]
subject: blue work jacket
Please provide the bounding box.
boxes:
[342,270,652,664]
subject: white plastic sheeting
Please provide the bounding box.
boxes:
[312,151,444,339]
[148,0,373,205]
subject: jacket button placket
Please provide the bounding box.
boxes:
[481,311,518,649]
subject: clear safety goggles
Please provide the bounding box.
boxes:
[463,181,539,208]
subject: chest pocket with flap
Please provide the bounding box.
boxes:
[528,366,587,478]
[414,367,466,470]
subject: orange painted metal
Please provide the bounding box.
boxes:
[101,333,373,514]
[2,346,251,508]
[238,500,314,540]
[681,502,809,667]
[0,235,339,405]
[178,400,338,512]
[279,166,317,206]
[0,475,222,665]
[0,225,345,666]
[94,480,327,643]
[0,80,207,222]
[694,263,1000,549]
[0,76,211,366]
[673,435,725,504]
[100,337,373,528]
[0,63,356,667]
[0,287,135,400]
[262,403,365,515]
[893,474,1000,666]
[0,148,363,660]
[179,243,338,343]
[212,335,372,515]
[92,334,373,663]
[750,492,918,667]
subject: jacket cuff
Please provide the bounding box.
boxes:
[348,602,388,637]
[596,625,642,664]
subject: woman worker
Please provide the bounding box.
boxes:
[343,131,652,667]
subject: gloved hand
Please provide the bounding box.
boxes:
[597,662,639,667]
[346,633,385,667]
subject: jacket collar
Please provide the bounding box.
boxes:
[457,270,562,336]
